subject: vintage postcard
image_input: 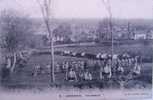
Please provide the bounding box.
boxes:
[0,0,152,100]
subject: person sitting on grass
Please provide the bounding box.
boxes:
[66,67,77,82]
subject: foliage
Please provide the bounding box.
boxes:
[96,19,110,40]
[53,24,72,41]
[0,10,35,53]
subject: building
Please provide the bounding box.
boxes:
[146,30,153,39]
[134,33,147,40]
[53,36,64,42]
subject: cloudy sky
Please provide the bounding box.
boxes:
[0,0,153,19]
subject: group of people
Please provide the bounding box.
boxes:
[60,55,141,82]
[32,54,142,84]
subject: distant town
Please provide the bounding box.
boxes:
[29,18,153,48]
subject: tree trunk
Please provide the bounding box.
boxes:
[45,18,55,83]
[36,0,55,83]
[10,53,17,73]
[50,34,55,83]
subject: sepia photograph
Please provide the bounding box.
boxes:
[0,0,152,100]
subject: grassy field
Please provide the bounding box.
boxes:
[0,43,152,89]
[54,43,153,60]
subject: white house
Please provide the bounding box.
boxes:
[147,30,153,39]
[53,36,64,42]
[134,33,147,40]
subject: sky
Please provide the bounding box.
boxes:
[0,0,153,19]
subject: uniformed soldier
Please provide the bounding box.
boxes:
[66,67,77,81]
[33,64,41,76]
[133,63,141,76]
[116,63,124,80]
[103,63,112,79]
[84,70,92,81]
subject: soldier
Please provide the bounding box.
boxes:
[125,58,129,67]
[33,64,41,76]
[121,59,126,67]
[74,61,79,71]
[128,58,132,67]
[66,67,77,81]
[46,64,51,74]
[103,62,112,80]
[96,53,101,59]
[78,69,84,82]
[116,63,124,80]
[99,60,105,80]
[84,71,92,81]
[6,56,11,69]
[80,61,85,70]
[133,63,141,76]
[55,63,60,72]
[64,61,69,71]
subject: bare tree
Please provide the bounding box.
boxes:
[36,0,55,83]
[0,10,34,72]
[102,0,114,59]
[100,0,114,83]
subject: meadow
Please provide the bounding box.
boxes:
[1,42,152,89]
